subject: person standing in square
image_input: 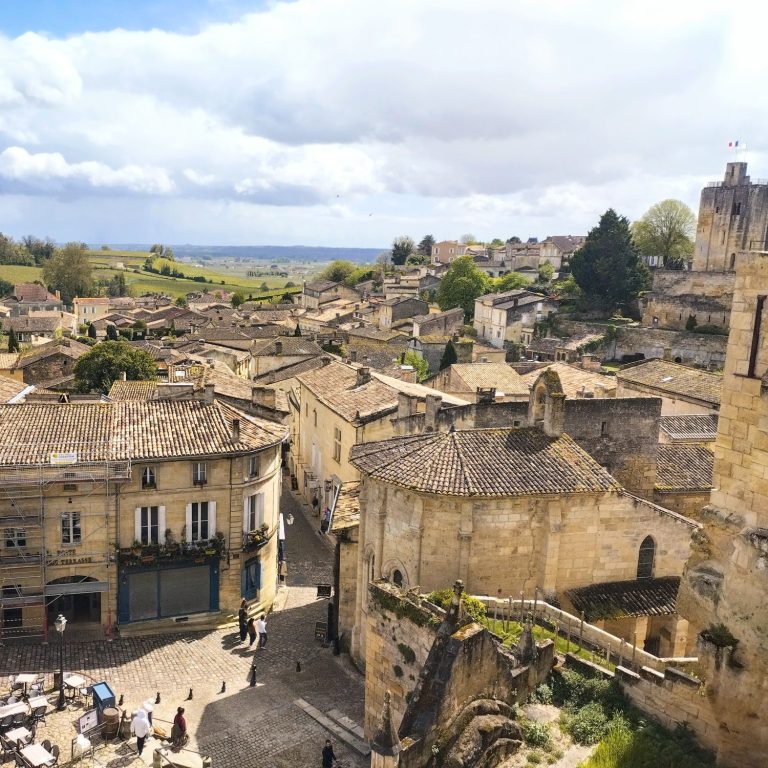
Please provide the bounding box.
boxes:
[257,614,267,648]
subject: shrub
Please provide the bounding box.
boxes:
[526,751,542,765]
[566,701,608,745]
[393,665,403,678]
[397,643,416,665]
[426,589,486,622]
[522,720,551,749]
[529,683,553,705]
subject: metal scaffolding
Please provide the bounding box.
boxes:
[0,443,131,641]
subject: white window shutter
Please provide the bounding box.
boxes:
[209,500,217,538]
[159,506,167,543]
[185,503,192,541]
[243,496,250,533]
[257,493,264,528]
[134,508,142,542]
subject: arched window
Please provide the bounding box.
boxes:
[392,569,403,588]
[637,536,655,580]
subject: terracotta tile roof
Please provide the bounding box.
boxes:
[4,314,66,333]
[10,283,59,303]
[659,414,718,442]
[566,576,680,621]
[108,380,159,401]
[0,375,28,403]
[298,360,466,424]
[74,297,110,305]
[0,400,287,464]
[520,363,616,398]
[330,481,361,532]
[0,353,20,369]
[305,280,340,293]
[656,444,714,491]
[448,363,529,397]
[544,235,585,254]
[347,327,406,343]
[14,340,91,368]
[254,355,330,385]
[349,428,620,497]
[251,337,323,356]
[617,359,722,406]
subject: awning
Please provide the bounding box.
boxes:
[45,581,109,596]
[565,576,680,621]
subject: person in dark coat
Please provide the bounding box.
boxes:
[238,599,248,642]
[322,739,337,767]
[247,617,257,647]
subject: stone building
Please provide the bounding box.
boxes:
[693,161,768,272]
[653,443,713,518]
[345,391,697,666]
[301,280,357,309]
[411,307,464,338]
[377,296,429,329]
[676,251,768,767]
[616,358,721,414]
[0,396,287,639]
[430,362,529,403]
[473,290,557,349]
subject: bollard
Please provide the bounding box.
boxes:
[187,688,193,701]
[632,632,637,669]
[250,665,257,687]
[155,692,161,704]
[118,694,124,707]
[296,660,302,673]
[220,681,226,694]
[153,748,162,768]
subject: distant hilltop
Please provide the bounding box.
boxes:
[94,243,385,263]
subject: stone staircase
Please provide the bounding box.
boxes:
[294,698,371,755]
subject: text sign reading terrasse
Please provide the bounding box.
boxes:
[50,452,78,465]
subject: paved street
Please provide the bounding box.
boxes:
[0,485,367,767]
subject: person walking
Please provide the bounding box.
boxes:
[238,599,248,643]
[247,617,257,647]
[321,739,337,767]
[131,709,151,756]
[256,614,267,649]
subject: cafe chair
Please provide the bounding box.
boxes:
[31,707,47,727]
[41,739,51,752]
[5,696,17,705]
[50,744,60,766]
[11,713,25,727]
[0,714,14,731]
[13,752,27,768]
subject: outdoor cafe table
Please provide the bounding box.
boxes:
[21,743,55,767]
[14,674,36,696]
[27,696,48,711]
[0,700,27,718]
[5,726,31,744]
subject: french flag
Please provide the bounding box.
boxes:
[728,140,740,148]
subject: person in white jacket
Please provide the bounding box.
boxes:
[131,709,151,756]
[256,615,267,648]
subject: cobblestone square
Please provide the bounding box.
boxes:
[0,489,367,767]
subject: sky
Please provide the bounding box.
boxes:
[0,0,765,248]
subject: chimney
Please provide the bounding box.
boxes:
[120,371,127,381]
[356,367,371,387]
[398,366,417,384]
[232,418,240,442]
[251,386,276,410]
[452,333,460,343]
[350,350,358,363]
[425,393,442,431]
[275,340,283,355]
[397,392,417,419]
[204,383,215,405]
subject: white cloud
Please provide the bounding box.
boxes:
[0,146,174,194]
[0,0,766,244]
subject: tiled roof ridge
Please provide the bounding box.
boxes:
[449,430,473,495]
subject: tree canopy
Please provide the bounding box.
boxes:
[74,341,157,393]
[417,234,435,257]
[632,199,695,268]
[391,236,415,266]
[439,340,458,370]
[492,272,531,292]
[436,256,489,319]
[319,260,356,283]
[401,350,429,382]
[42,242,94,304]
[570,209,650,313]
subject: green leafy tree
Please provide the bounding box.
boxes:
[319,260,356,283]
[538,262,555,284]
[343,266,376,288]
[106,324,119,341]
[42,242,94,304]
[0,278,12,297]
[88,322,98,339]
[460,233,478,245]
[391,236,415,266]
[7,327,20,353]
[632,199,695,268]
[437,256,489,319]
[259,282,269,292]
[21,235,56,265]
[231,291,245,308]
[489,238,505,248]
[149,244,163,254]
[417,234,435,257]
[439,340,458,370]
[74,340,156,393]
[106,272,130,297]
[570,209,651,313]
[493,272,531,292]
[401,351,429,382]
[506,236,521,244]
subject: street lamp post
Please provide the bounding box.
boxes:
[55,614,67,711]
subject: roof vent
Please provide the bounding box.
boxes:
[232,418,240,443]
[275,340,283,355]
